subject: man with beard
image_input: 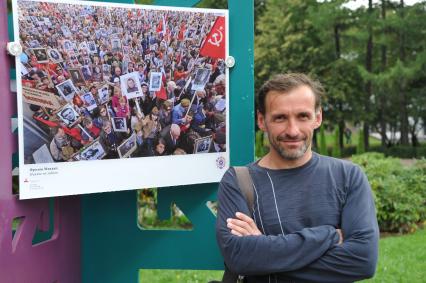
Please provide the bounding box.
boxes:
[216,73,379,282]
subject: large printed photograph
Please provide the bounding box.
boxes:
[14,0,228,199]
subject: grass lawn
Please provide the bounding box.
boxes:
[139,229,425,283]
[139,269,223,283]
[362,228,426,282]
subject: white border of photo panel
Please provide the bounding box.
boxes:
[13,0,229,199]
[120,71,143,99]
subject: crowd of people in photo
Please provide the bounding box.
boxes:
[18,1,227,164]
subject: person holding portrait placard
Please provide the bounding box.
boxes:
[99,120,121,159]
[141,106,161,155]
[81,117,101,144]
[172,98,191,126]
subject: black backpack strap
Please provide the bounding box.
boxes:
[220,166,254,283]
[221,264,239,283]
[233,166,255,215]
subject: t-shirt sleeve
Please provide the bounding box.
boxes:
[283,165,380,282]
[216,168,340,275]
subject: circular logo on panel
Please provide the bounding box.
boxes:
[216,156,226,169]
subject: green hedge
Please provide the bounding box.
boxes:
[337,145,426,159]
[352,153,426,233]
[368,145,426,159]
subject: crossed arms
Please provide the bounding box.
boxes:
[216,166,379,282]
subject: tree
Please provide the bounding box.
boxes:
[332,126,341,157]
[363,0,374,150]
[318,126,328,155]
[357,127,365,154]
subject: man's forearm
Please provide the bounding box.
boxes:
[281,166,380,282]
[282,229,378,282]
[217,224,339,275]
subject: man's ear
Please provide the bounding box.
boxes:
[257,110,266,132]
[314,108,322,130]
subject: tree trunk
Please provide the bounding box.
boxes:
[334,24,345,151]
[379,0,388,147]
[399,0,410,145]
[313,129,318,150]
[364,0,373,150]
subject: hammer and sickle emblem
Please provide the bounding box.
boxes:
[208,27,223,47]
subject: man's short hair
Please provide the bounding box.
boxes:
[83,117,92,127]
[257,73,324,114]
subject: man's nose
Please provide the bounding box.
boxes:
[286,118,300,137]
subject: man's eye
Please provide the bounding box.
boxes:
[274,116,286,122]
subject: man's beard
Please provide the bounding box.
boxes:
[268,131,311,161]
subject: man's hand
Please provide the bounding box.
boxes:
[227,212,262,237]
[336,229,344,245]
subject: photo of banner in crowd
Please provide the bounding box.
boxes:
[13,0,229,199]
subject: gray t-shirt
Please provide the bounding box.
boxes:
[216,152,379,283]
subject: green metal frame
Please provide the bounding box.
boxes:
[76,0,255,281]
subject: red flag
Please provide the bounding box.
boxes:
[200,17,226,59]
[155,74,168,100]
[156,19,163,33]
[156,84,167,100]
[33,115,83,142]
[178,23,186,41]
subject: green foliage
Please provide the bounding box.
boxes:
[196,0,227,9]
[368,145,426,159]
[137,190,193,230]
[318,126,327,155]
[255,130,269,159]
[357,128,365,154]
[255,0,426,150]
[332,127,341,157]
[352,153,426,233]
[135,0,154,4]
